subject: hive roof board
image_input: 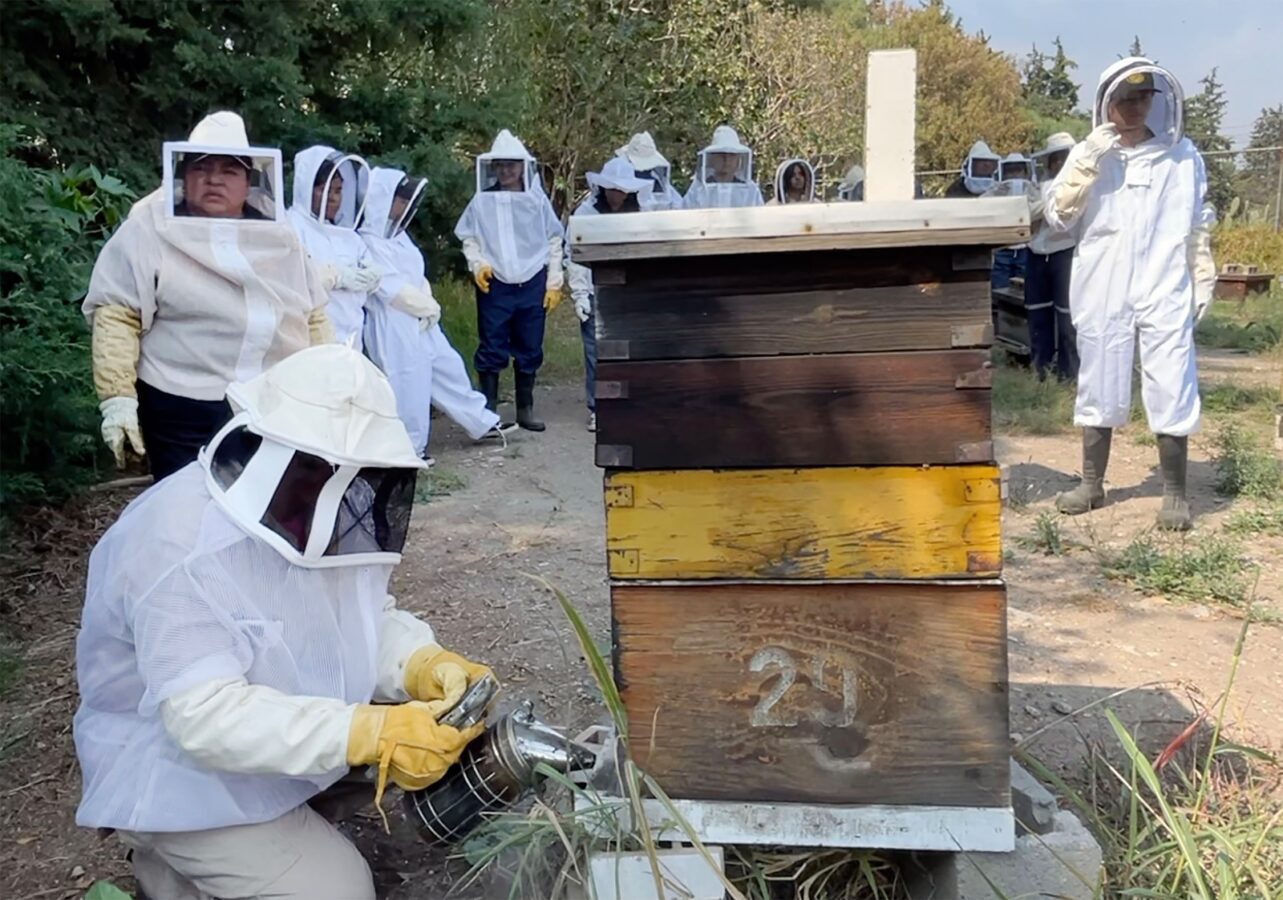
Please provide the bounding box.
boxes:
[568,197,1030,263]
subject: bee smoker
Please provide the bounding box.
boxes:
[402,678,603,845]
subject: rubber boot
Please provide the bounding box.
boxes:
[1155,434,1192,531]
[1056,426,1112,514]
[478,371,514,431]
[514,370,545,432]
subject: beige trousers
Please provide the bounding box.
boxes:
[117,804,375,900]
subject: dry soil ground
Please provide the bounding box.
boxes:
[2,351,1281,899]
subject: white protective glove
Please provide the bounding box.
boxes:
[573,291,592,323]
[1188,223,1216,323]
[390,281,442,331]
[99,395,145,468]
[336,265,383,293]
[1080,123,1121,168]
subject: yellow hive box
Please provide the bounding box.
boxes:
[604,466,1001,581]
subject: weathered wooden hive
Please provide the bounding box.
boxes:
[568,51,1029,852]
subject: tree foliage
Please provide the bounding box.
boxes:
[1236,105,1283,224]
[1022,38,1078,120]
[1184,69,1235,214]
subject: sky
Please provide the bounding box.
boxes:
[946,0,1283,149]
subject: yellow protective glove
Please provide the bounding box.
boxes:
[543,288,563,312]
[348,702,483,797]
[405,644,495,717]
[473,265,493,293]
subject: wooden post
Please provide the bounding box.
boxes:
[864,49,917,202]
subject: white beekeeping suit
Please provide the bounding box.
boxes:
[287,146,379,348]
[837,164,865,201]
[74,345,492,898]
[615,132,684,211]
[359,168,440,456]
[454,130,565,290]
[1046,57,1217,531]
[684,125,764,209]
[768,158,817,205]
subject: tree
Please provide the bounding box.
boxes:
[1184,68,1235,214]
[1236,105,1283,223]
[1128,35,1144,57]
[0,0,511,264]
[1022,37,1078,119]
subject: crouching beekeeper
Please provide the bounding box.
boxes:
[72,344,493,899]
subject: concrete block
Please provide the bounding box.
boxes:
[585,847,726,900]
[1009,758,1058,836]
[905,810,1103,900]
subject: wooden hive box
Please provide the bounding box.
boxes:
[568,51,1026,852]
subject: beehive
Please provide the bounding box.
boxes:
[568,51,1028,852]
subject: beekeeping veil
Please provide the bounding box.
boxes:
[586,157,653,210]
[164,112,283,221]
[358,167,428,311]
[200,344,427,569]
[999,153,1034,185]
[961,140,1001,195]
[616,132,677,210]
[289,146,370,230]
[773,158,816,203]
[1093,57,1184,149]
[476,129,539,194]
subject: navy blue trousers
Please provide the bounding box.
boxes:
[1025,247,1078,381]
[474,269,548,375]
[580,311,597,412]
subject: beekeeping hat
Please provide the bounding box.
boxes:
[1035,132,1077,157]
[200,344,427,569]
[587,157,655,196]
[616,132,670,173]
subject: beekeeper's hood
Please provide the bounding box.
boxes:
[962,140,1001,195]
[587,157,655,202]
[773,158,816,203]
[617,131,672,190]
[359,167,427,241]
[290,145,370,230]
[697,125,753,185]
[837,164,865,201]
[999,152,1034,184]
[200,344,427,569]
[1093,57,1184,148]
[163,111,283,221]
[476,129,540,194]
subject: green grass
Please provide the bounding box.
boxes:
[1212,423,1283,500]
[1225,504,1283,537]
[991,355,1076,435]
[1102,535,1253,608]
[1201,383,1279,418]
[415,466,467,502]
[436,275,586,386]
[1196,290,1283,354]
[1016,510,1067,556]
[1019,620,1283,898]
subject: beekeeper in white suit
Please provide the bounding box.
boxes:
[684,125,764,209]
[359,168,441,457]
[455,130,565,431]
[73,344,494,899]
[287,146,381,348]
[615,131,684,211]
[84,111,333,482]
[1046,58,1217,531]
[837,164,865,201]
[361,167,507,459]
[769,158,817,205]
[946,140,1001,197]
[566,158,654,431]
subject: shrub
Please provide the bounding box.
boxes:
[0,127,136,512]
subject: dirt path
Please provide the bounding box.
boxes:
[3,367,1281,898]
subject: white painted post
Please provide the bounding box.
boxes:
[864,49,917,202]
